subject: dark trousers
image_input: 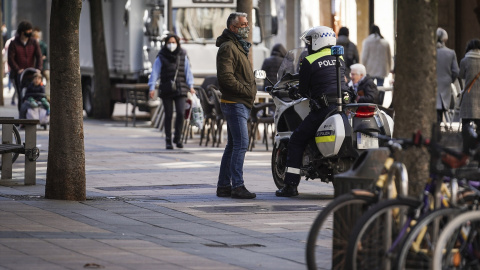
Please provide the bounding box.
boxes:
[284,104,336,186]
[10,73,21,112]
[437,109,446,123]
[162,95,186,142]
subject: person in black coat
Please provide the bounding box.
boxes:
[336,26,359,80]
[261,43,287,86]
[349,63,379,104]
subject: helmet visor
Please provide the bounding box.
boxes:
[300,29,311,45]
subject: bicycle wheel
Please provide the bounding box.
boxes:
[432,210,480,270]
[0,125,21,169]
[345,197,422,270]
[394,207,463,270]
[306,192,377,270]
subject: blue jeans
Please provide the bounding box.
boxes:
[218,103,251,188]
[373,77,385,86]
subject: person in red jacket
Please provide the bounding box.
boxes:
[8,21,42,112]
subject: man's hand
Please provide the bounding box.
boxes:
[149,91,155,99]
[190,87,196,94]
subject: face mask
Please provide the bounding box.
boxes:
[237,26,250,39]
[24,32,32,38]
[167,43,177,52]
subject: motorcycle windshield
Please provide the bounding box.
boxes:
[277,47,308,82]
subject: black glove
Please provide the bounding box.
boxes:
[288,85,301,100]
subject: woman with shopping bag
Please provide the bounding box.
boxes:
[148,34,196,149]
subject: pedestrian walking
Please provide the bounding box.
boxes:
[361,25,391,86]
[436,27,459,124]
[33,27,50,99]
[261,43,287,86]
[349,63,379,104]
[336,26,359,80]
[459,39,480,154]
[215,12,257,199]
[148,34,195,150]
[7,21,43,113]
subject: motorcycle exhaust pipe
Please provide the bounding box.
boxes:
[331,45,344,112]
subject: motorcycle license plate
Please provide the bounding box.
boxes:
[357,132,379,149]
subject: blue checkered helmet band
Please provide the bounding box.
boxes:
[320,32,336,38]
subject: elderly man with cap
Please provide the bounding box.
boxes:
[436,27,459,124]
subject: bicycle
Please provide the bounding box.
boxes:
[0,123,22,169]
[345,130,475,270]
[305,136,411,270]
[432,210,480,270]
[394,177,480,270]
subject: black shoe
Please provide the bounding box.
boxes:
[231,186,256,199]
[166,141,173,150]
[216,186,231,197]
[176,142,184,148]
[275,184,299,197]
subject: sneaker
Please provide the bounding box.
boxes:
[173,138,183,148]
[40,97,50,110]
[275,184,299,197]
[28,97,38,108]
[216,186,231,197]
[231,186,256,199]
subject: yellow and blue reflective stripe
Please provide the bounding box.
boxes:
[315,135,336,143]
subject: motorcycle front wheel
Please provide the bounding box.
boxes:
[272,140,288,189]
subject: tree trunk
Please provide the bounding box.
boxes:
[394,0,438,196]
[89,0,111,119]
[237,0,253,67]
[45,0,86,201]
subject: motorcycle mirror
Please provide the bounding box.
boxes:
[254,69,267,79]
[254,69,275,87]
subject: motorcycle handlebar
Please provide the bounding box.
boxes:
[360,131,464,160]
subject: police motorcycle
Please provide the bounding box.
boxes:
[254,46,394,189]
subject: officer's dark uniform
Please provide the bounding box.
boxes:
[283,47,348,187]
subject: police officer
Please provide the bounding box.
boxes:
[276,26,349,197]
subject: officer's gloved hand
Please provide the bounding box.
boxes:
[288,85,301,100]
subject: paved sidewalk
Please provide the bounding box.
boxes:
[0,92,334,270]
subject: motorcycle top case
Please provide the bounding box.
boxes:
[315,114,345,157]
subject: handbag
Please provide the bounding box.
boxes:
[171,57,180,91]
[459,71,480,107]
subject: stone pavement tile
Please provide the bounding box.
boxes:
[119,262,195,270]
[191,246,303,270]
[2,263,69,270]
[0,202,109,234]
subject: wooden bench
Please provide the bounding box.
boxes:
[1,119,40,185]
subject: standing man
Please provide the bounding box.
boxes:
[8,21,43,112]
[215,12,256,199]
[33,27,50,99]
[361,25,391,86]
[436,27,459,124]
[336,26,359,81]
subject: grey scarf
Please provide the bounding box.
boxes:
[235,33,251,56]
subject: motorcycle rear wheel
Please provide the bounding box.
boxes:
[271,140,288,189]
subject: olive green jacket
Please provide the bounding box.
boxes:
[216,29,256,109]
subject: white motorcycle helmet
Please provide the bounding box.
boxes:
[300,26,336,52]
